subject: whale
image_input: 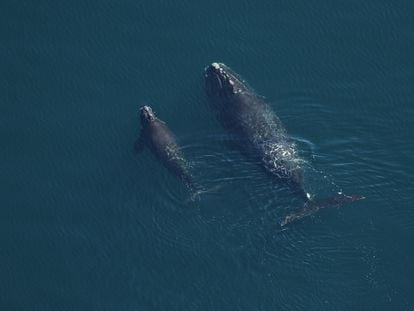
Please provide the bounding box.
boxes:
[135,106,194,191]
[204,62,364,226]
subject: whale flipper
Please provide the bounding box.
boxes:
[134,134,145,154]
[281,195,365,226]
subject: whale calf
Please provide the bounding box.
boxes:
[135,106,194,191]
[204,62,364,226]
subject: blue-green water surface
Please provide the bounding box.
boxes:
[1,1,413,310]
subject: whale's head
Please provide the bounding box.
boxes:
[204,62,247,100]
[140,105,156,124]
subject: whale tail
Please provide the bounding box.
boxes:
[280,194,365,227]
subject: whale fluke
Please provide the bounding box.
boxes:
[280,195,366,226]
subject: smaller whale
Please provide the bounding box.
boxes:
[135,106,194,191]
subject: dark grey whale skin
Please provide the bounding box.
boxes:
[135,106,193,189]
[204,63,305,196]
[204,62,364,226]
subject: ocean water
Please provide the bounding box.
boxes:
[1,0,413,310]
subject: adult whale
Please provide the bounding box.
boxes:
[135,106,194,191]
[204,62,364,226]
